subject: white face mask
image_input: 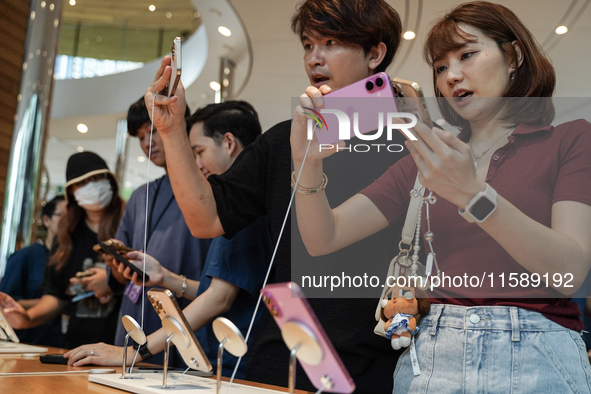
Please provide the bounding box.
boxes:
[73,179,113,211]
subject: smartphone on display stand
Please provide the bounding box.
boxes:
[163,37,182,97]
[261,282,355,393]
[147,288,212,372]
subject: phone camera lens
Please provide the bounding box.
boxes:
[271,306,280,317]
[365,80,374,92]
[375,77,384,88]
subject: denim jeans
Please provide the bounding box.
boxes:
[393,304,591,393]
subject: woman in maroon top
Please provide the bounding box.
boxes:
[291,1,591,392]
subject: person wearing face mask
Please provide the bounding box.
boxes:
[65,101,271,379]
[0,152,124,348]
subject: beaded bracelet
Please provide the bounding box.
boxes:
[291,172,328,195]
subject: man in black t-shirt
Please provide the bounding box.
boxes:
[145,1,406,392]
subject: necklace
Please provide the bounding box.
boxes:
[469,128,514,169]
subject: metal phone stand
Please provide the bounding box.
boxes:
[212,317,247,394]
[281,321,333,394]
[121,315,146,379]
[160,316,191,389]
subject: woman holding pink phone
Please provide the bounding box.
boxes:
[291,1,591,392]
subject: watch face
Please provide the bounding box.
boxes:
[470,197,496,221]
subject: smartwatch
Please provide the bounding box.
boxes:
[458,184,498,223]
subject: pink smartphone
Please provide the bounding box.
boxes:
[311,72,398,145]
[261,282,355,393]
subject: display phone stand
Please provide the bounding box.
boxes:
[160,315,193,389]
[281,321,333,394]
[121,315,147,379]
[212,317,247,394]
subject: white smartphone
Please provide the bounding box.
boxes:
[164,37,182,97]
[147,288,211,372]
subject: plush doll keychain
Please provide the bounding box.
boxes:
[380,287,430,350]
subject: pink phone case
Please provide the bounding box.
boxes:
[311,72,398,145]
[261,282,355,393]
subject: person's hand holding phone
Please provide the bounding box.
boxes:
[117,251,166,287]
[404,121,485,209]
[292,85,346,165]
[145,56,187,138]
[76,268,113,303]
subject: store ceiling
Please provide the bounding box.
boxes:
[45,0,591,193]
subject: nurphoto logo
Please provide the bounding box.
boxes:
[305,107,418,153]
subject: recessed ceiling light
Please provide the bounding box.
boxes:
[76,146,84,152]
[403,31,416,40]
[218,26,232,37]
[77,123,88,133]
[149,5,156,12]
[69,0,76,5]
[137,156,146,163]
[124,181,132,188]
[209,81,221,91]
[555,26,568,35]
[166,12,172,19]
[435,118,446,126]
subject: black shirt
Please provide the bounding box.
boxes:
[42,221,119,349]
[209,120,404,393]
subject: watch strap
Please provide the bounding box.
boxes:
[133,342,153,361]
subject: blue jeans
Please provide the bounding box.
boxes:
[393,304,591,393]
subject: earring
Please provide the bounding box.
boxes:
[510,67,516,80]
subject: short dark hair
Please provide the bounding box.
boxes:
[186,101,262,148]
[291,0,402,73]
[127,96,191,136]
[40,195,65,230]
[424,1,555,130]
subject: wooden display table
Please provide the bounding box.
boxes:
[0,347,310,394]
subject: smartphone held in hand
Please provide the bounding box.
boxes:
[164,37,182,97]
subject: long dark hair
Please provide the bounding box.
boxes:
[49,174,123,270]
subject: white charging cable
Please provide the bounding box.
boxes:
[225,132,314,393]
